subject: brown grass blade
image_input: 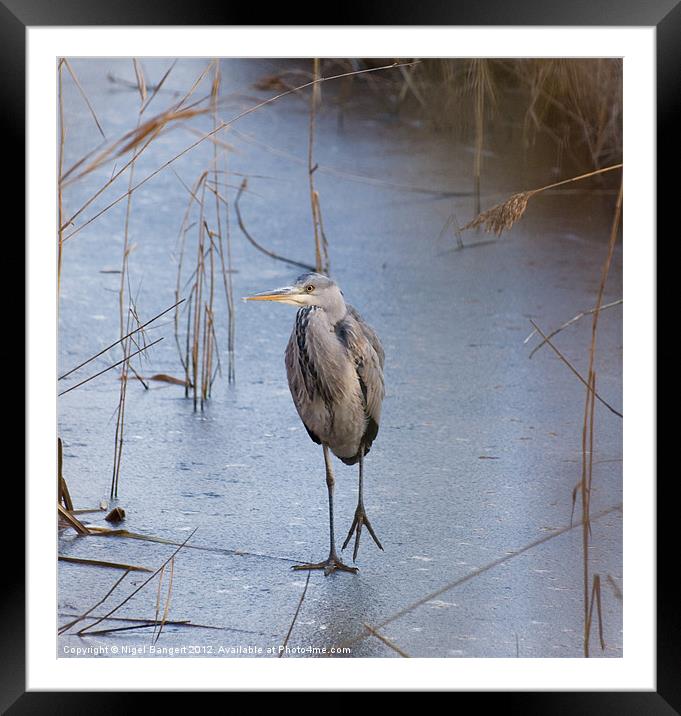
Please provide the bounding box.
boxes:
[58,337,163,397]
[61,61,419,243]
[234,179,315,271]
[153,557,175,644]
[58,569,131,634]
[132,58,147,105]
[77,528,197,636]
[363,623,411,657]
[57,438,74,511]
[58,555,152,572]
[278,571,311,658]
[528,320,622,418]
[63,59,106,139]
[59,299,184,381]
[147,373,190,386]
[525,299,622,357]
[324,503,622,657]
[140,59,178,115]
[57,503,90,535]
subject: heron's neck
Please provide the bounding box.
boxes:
[322,294,348,326]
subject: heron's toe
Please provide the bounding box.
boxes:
[292,557,358,576]
[342,505,384,562]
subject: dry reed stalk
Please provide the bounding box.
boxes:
[57,60,65,298]
[278,571,311,658]
[172,59,216,112]
[208,59,235,386]
[74,622,187,637]
[64,106,209,189]
[58,336,163,396]
[325,503,622,657]
[308,58,330,274]
[191,181,207,410]
[463,163,622,236]
[234,179,315,272]
[173,162,225,409]
[213,192,236,384]
[63,59,106,140]
[132,58,147,104]
[57,438,73,511]
[60,612,245,633]
[606,574,623,602]
[87,525,300,564]
[60,59,212,245]
[58,556,152,572]
[58,569,131,634]
[398,62,426,108]
[585,574,606,652]
[312,190,330,269]
[60,106,207,228]
[77,528,197,636]
[363,623,411,658]
[525,299,622,358]
[110,296,154,497]
[61,61,418,245]
[580,370,596,655]
[110,322,131,499]
[57,503,90,535]
[173,166,232,397]
[511,59,623,170]
[57,56,109,293]
[184,291,193,395]
[59,298,183,381]
[153,557,175,644]
[121,301,150,390]
[470,59,495,218]
[173,170,207,387]
[580,179,622,657]
[231,127,469,198]
[118,59,146,339]
[140,59,177,114]
[528,321,622,419]
[437,211,465,250]
[153,563,166,639]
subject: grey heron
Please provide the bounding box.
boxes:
[246,272,384,575]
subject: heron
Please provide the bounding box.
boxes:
[245,272,384,575]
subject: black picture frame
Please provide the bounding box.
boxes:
[7,0,669,709]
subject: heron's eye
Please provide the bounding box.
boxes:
[305,284,314,292]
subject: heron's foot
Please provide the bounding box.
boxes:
[342,504,384,562]
[292,553,358,576]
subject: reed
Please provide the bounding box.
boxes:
[173,165,229,408]
[75,528,197,636]
[110,310,132,499]
[57,438,73,511]
[57,60,65,298]
[463,163,622,237]
[580,180,623,656]
[308,58,330,274]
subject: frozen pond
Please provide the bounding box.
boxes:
[58,59,622,658]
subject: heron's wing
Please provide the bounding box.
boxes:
[285,309,323,444]
[343,306,385,446]
[348,305,385,371]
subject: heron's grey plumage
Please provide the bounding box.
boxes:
[246,271,385,572]
[284,281,384,465]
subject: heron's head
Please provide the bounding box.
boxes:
[244,272,346,317]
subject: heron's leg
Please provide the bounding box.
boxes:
[292,445,358,576]
[342,449,384,561]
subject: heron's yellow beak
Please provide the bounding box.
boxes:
[243,286,303,305]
